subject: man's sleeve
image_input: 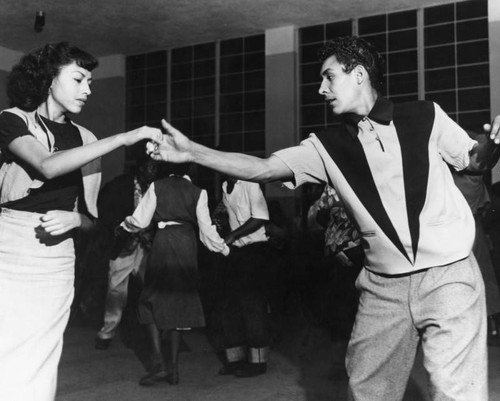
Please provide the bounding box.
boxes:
[434,103,477,171]
[272,137,328,188]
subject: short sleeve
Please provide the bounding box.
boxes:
[272,137,328,188]
[0,112,32,150]
[433,103,477,171]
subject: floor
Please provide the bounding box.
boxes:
[56,320,500,401]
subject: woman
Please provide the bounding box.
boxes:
[120,163,229,386]
[0,42,161,401]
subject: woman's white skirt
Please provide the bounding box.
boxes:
[0,208,75,401]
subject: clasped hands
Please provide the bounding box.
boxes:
[145,119,193,163]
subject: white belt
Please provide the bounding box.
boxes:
[157,221,182,229]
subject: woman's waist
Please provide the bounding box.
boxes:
[0,207,46,225]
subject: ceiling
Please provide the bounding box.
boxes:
[2,0,458,57]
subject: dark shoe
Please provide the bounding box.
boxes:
[218,361,246,375]
[139,361,168,386]
[165,371,179,385]
[234,362,267,378]
[94,337,112,350]
[488,333,500,347]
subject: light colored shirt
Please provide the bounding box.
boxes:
[222,180,269,248]
[122,180,229,256]
[272,100,476,274]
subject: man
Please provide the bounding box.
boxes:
[451,130,500,345]
[213,178,271,378]
[94,159,158,350]
[148,36,500,400]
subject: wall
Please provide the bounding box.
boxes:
[75,76,125,186]
[489,0,500,183]
[265,26,302,229]
[0,70,9,111]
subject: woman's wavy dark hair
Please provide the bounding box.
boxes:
[7,42,98,111]
[318,36,385,92]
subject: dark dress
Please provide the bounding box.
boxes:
[137,176,206,331]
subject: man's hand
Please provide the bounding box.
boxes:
[146,119,194,163]
[224,233,236,245]
[40,210,81,236]
[484,116,500,145]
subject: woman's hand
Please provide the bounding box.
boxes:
[146,119,194,163]
[40,210,82,236]
[122,126,163,147]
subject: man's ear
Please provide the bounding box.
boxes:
[354,65,367,85]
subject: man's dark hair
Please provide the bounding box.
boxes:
[7,42,98,111]
[318,36,385,92]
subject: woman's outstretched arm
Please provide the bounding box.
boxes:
[8,125,162,179]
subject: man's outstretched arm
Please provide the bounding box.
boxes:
[147,120,293,183]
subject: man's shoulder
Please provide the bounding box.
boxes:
[393,100,434,116]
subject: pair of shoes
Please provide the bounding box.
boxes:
[218,361,246,375]
[94,337,112,350]
[234,362,267,378]
[139,370,168,386]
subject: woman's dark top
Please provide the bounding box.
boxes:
[0,112,83,213]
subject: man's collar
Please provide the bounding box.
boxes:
[342,97,394,138]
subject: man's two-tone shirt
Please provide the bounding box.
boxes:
[273,98,476,275]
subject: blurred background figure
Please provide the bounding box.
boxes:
[452,130,500,345]
[211,178,272,378]
[94,159,159,350]
[120,162,228,386]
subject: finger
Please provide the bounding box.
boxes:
[47,228,67,236]
[40,215,57,223]
[40,220,61,229]
[490,116,500,143]
[40,211,57,221]
[146,140,158,154]
[150,153,163,161]
[161,119,179,136]
[42,224,63,233]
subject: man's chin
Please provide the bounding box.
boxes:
[330,105,342,115]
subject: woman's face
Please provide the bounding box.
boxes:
[48,61,92,115]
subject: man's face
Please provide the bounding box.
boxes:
[318,55,359,115]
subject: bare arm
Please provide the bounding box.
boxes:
[467,117,500,173]
[224,217,268,245]
[148,120,293,183]
[8,126,162,180]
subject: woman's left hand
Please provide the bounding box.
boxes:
[40,210,81,236]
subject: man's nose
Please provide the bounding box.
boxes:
[318,80,327,95]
